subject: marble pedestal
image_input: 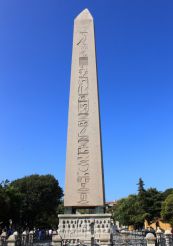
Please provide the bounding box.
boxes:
[58,214,113,246]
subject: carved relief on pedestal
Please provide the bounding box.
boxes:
[58,215,112,245]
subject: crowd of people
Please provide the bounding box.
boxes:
[0,226,54,241]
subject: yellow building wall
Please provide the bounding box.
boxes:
[144,220,172,231]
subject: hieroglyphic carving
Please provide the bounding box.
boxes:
[77,32,89,205]
[64,9,105,208]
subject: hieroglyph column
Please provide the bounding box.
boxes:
[64,9,105,207]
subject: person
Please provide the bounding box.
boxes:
[38,229,42,240]
[7,227,13,236]
[36,228,39,240]
[144,227,150,236]
[150,227,156,237]
[48,229,52,238]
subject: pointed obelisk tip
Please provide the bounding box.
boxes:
[75,8,93,21]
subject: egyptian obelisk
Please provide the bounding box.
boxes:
[64,8,105,209]
[57,9,112,245]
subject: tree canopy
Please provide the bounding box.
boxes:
[112,195,145,228]
[112,178,172,228]
[0,175,63,228]
[161,193,173,226]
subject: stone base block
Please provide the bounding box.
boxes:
[58,214,113,246]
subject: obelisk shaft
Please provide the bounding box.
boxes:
[64,9,105,207]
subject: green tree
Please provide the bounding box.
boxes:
[112,179,164,228]
[161,194,173,226]
[10,174,63,228]
[143,188,163,222]
[137,178,147,215]
[113,195,144,228]
[0,180,19,225]
[137,178,145,194]
[137,178,163,222]
[162,188,173,200]
[0,182,10,224]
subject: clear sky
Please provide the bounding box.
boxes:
[0,0,173,201]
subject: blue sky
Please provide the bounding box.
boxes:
[0,1,173,200]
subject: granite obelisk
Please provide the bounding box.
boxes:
[58,10,112,245]
[64,9,105,209]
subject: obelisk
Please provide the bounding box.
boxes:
[64,8,105,209]
[58,9,112,245]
